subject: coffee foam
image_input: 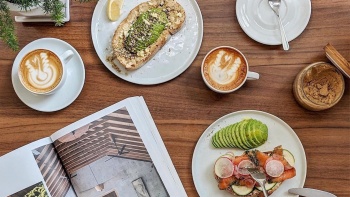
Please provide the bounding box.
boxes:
[19,49,63,93]
[203,48,247,91]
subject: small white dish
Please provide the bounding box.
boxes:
[13,0,70,23]
[192,110,307,197]
[236,0,311,45]
[91,0,203,85]
[11,38,85,112]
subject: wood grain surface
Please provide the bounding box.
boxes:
[0,0,349,196]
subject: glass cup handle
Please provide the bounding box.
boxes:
[60,50,74,64]
[247,71,259,80]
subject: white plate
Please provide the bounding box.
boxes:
[11,38,85,112]
[91,0,203,85]
[236,0,311,45]
[192,110,307,197]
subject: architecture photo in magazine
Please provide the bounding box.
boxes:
[53,107,169,197]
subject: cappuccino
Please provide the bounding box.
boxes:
[202,47,247,91]
[19,49,63,94]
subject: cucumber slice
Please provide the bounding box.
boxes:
[283,149,295,167]
[232,185,254,196]
[256,182,277,191]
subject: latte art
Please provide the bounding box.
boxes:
[25,52,59,90]
[203,47,247,91]
[19,49,63,94]
[208,50,242,85]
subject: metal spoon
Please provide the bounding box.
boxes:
[268,0,289,50]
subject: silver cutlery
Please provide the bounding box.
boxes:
[268,0,289,50]
[246,168,268,197]
[289,188,337,197]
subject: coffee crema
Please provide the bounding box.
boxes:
[19,49,63,93]
[203,48,247,91]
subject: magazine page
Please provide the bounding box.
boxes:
[128,97,188,197]
[50,96,187,197]
[0,138,76,197]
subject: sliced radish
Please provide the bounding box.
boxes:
[237,160,255,175]
[222,152,235,160]
[265,160,284,177]
[214,157,234,178]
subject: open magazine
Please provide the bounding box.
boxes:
[0,96,187,197]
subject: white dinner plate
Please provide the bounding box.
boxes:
[11,38,85,112]
[236,0,311,45]
[192,110,307,197]
[91,0,203,85]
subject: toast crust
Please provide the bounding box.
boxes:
[112,0,186,70]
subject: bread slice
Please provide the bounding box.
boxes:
[112,0,186,70]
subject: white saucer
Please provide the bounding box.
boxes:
[236,0,311,45]
[11,38,85,112]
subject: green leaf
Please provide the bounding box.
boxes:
[0,0,19,51]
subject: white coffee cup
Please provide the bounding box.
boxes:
[18,49,74,95]
[201,46,259,93]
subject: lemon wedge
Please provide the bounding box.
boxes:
[107,0,123,21]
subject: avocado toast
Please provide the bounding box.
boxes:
[112,0,186,70]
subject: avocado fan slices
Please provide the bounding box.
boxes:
[211,119,268,150]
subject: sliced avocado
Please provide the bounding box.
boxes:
[217,129,226,148]
[234,121,249,150]
[231,123,241,148]
[246,119,261,147]
[227,123,239,149]
[227,123,238,148]
[251,119,268,146]
[213,131,222,148]
[211,135,218,148]
[220,126,229,148]
[221,126,231,148]
[238,119,253,149]
[125,8,168,53]
[218,128,229,148]
[241,119,255,149]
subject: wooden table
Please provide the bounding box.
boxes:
[0,0,349,196]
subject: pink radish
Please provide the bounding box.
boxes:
[265,160,284,177]
[237,160,255,175]
[214,157,234,178]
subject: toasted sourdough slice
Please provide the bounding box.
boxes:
[112,0,186,70]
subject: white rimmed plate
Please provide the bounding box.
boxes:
[11,38,85,112]
[91,0,203,85]
[236,0,311,45]
[192,110,307,197]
